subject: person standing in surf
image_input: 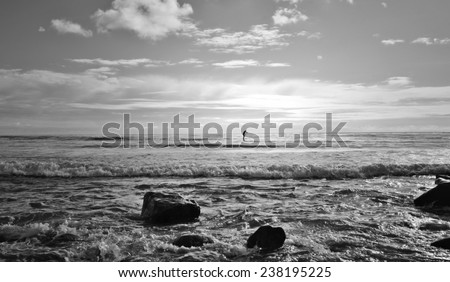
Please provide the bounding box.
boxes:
[242,130,247,142]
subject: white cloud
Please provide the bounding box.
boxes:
[298,31,322,40]
[2,69,450,132]
[381,39,404,45]
[84,67,117,79]
[412,37,450,45]
[192,24,293,54]
[265,62,291,67]
[273,8,308,26]
[317,55,323,60]
[213,60,260,69]
[381,2,387,8]
[38,26,46,32]
[178,58,203,65]
[412,37,433,45]
[212,60,291,68]
[385,76,412,87]
[92,0,194,40]
[275,0,299,4]
[51,19,93,37]
[69,58,168,67]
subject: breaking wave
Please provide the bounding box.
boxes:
[1,161,449,180]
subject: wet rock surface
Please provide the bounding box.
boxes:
[247,225,286,251]
[141,192,200,224]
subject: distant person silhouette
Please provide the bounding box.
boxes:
[242,130,247,142]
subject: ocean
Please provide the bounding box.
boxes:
[1,132,450,262]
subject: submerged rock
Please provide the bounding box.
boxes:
[414,183,450,207]
[141,192,200,224]
[173,234,214,248]
[431,238,450,250]
[246,225,286,251]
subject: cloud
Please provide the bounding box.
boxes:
[381,2,387,8]
[38,26,46,32]
[212,60,260,69]
[191,24,293,54]
[2,69,450,132]
[69,58,168,67]
[84,67,117,79]
[212,60,291,68]
[385,76,412,87]
[92,0,194,40]
[381,39,404,45]
[298,31,322,40]
[394,97,450,106]
[178,58,203,65]
[265,62,291,67]
[51,19,93,37]
[317,55,323,60]
[412,37,450,45]
[273,8,308,26]
[275,0,299,4]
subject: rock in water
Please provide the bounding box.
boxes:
[414,183,450,207]
[141,192,200,224]
[435,175,450,185]
[173,234,214,248]
[247,225,286,251]
[431,238,450,250]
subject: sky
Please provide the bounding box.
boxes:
[0,0,450,134]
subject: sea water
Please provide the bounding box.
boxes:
[1,133,450,261]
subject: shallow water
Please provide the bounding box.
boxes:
[1,175,450,262]
[1,133,450,261]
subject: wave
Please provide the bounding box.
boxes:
[0,161,449,180]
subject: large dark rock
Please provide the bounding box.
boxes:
[247,225,286,251]
[173,234,214,248]
[141,192,200,224]
[414,183,450,207]
[431,238,450,250]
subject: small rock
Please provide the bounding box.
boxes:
[173,234,214,248]
[247,225,286,251]
[431,238,450,250]
[141,192,200,224]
